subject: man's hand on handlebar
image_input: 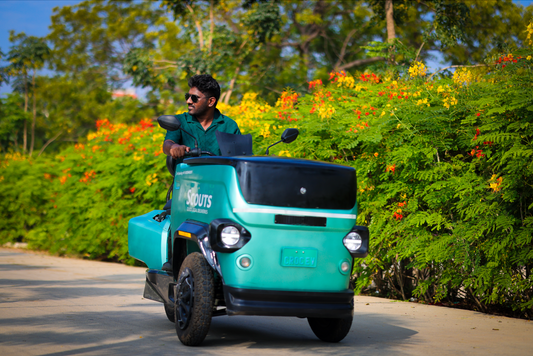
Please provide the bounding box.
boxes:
[169,143,190,158]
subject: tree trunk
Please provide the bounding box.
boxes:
[38,131,62,157]
[209,0,214,53]
[224,64,241,105]
[30,69,36,158]
[23,71,28,154]
[13,130,19,151]
[385,0,396,65]
[187,5,204,50]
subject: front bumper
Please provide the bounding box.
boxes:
[223,286,354,318]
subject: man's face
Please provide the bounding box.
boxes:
[186,87,211,116]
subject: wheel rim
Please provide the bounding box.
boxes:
[176,268,194,330]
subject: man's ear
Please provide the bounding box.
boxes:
[208,97,216,107]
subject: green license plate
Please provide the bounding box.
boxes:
[281,248,318,268]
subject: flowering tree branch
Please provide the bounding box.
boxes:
[428,64,487,81]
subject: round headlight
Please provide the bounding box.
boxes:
[343,232,362,252]
[221,226,240,246]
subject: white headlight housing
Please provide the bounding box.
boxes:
[343,232,362,252]
[221,226,240,246]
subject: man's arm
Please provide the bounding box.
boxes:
[163,140,190,158]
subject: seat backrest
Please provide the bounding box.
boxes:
[216,131,253,156]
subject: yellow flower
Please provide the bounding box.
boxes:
[318,104,335,120]
[489,175,503,192]
[453,68,474,85]
[146,173,158,186]
[417,98,429,106]
[152,133,164,141]
[408,61,427,77]
[526,21,533,46]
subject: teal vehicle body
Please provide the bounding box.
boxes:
[128,116,369,346]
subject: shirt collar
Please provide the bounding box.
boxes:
[185,108,225,125]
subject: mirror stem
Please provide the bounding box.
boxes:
[180,128,198,149]
[265,140,281,155]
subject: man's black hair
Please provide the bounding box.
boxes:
[188,74,221,106]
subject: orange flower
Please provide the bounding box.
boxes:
[139,118,154,130]
[308,79,323,90]
[393,212,403,220]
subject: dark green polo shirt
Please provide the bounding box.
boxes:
[164,109,241,157]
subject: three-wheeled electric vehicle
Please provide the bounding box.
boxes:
[128,115,369,346]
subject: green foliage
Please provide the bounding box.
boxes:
[0,94,30,151]
[47,0,162,85]
[0,119,170,264]
[6,32,50,73]
[2,0,533,317]
[238,52,533,316]
[2,50,533,314]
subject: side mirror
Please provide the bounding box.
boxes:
[265,128,300,155]
[157,115,181,131]
[281,128,299,144]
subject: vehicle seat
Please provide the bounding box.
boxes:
[163,199,172,211]
[216,131,253,156]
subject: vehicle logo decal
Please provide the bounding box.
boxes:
[185,188,212,215]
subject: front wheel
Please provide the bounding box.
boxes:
[164,303,175,323]
[307,316,353,343]
[174,252,214,346]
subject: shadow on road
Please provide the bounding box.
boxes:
[0,249,418,355]
[0,310,418,356]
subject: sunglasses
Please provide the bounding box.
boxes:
[185,93,208,103]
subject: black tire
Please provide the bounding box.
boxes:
[174,252,214,346]
[164,303,175,323]
[307,316,353,343]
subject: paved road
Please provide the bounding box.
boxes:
[1,248,532,356]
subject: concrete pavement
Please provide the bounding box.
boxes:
[0,247,532,355]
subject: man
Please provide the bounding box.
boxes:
[162,74,241,159]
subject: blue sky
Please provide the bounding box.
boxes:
[1,0,533,97]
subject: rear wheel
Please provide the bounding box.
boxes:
[164,303,175,323]
[174,252,214,346]
[307,316,353,343]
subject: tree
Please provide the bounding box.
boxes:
[0,93,29,152]
[367,0,533,67]
[25,0,165,148]
[126,0,532,102]
[47,0,165,87]
[6,32,50,156]
[125,0,282,103]
[0,49,9,86]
